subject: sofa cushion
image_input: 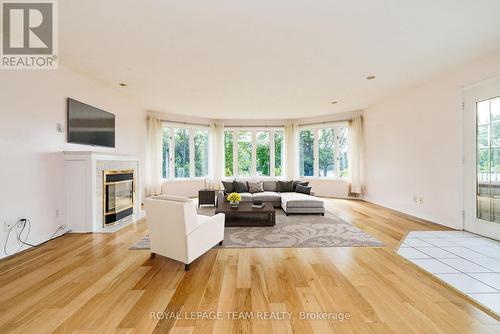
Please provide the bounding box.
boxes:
[221,180,235,193]
[292,180,309,191]
[281,192,324,209]
[234,180,249,193]
[295,184,312,195]
[262,180,278,192]
[252,191,281,202]
[238,192,253,202]
[247,181,264,193]
[277,180,294,192]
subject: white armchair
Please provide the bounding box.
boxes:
[144,195,225,271]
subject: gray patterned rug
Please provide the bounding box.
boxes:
[130,208,383,249]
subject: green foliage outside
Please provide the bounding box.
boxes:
[256,132,270,176]
[237,131,252,176]
[162,128,169,178]
[274,131,283,176]
[174,128,190,178]
[318,128,335,177]
[225,131,233,176]
[194,130,209,177]
[299,130,314,176]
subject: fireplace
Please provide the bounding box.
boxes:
[103,169,135,226]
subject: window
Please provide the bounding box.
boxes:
[162,128,170,178]
[299,130,314,177]
[318,128,335,177]
[162,124,210,179]
[237,131,252,177]
[299,124,349,178]
[224,128,283,177]
[174,128,190,178]
[256,131,270,176]
[274,131,283,176]
[338,126,349,178]
[224,131,233,177]
[476,97,500,222]
[194,130,209,177]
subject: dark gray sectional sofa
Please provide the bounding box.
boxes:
[217,180,325,215]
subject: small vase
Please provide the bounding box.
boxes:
[230,201,239,209]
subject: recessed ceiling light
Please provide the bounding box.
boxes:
[119,83,127,87]
[366,75,376,80]
[331,101,338,104]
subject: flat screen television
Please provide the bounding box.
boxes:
[67,98,115,148]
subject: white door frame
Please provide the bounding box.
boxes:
[463,76,500,241]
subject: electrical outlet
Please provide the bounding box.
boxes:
[4,221,13,232]
[418,197,423,204]
[55,209,60,217]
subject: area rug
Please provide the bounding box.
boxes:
[130,208,383,249]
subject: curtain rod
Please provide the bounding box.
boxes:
[225,125,284,128]
[298,119,350,127]
[160,119,209,127]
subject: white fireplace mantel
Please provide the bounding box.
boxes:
[64,151,142,232]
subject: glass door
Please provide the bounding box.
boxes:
[464,77,500,240]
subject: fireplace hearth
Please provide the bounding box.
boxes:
[103,169,135,226]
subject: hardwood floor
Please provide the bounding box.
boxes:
[1,199,499,333]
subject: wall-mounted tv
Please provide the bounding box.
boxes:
[67,98,115,148]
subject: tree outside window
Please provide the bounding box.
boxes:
[162,128,170,178]
[237,131,252,177]
[174,128,190,178]
[224,131,233,177]
[194,130,209,177]
[299,130,314,177]
[256,131,270,176]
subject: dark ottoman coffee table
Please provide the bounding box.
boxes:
[215,202,275,227]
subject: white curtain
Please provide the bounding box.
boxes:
[349,115,366,195]
[145,116,163,196]
[209,122,224,189]
[284,122,299,180]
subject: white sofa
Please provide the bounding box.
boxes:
[144,195,225,271]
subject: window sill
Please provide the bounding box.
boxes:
[299,177,349,182]
[162,177,207,182]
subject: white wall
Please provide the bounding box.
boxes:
[0,66,147,258]
[364,49,500,229]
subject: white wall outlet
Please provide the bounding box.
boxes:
[56,123,64,132]
[418,197,423,204]
[4,221,13,232]
[55,209,60,217]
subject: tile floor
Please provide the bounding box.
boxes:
[397,231,500,317]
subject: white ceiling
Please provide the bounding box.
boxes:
[60,0,500,119]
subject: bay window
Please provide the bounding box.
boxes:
[224,128,284,178]
[162,124,210,179]
[299,124,349,178]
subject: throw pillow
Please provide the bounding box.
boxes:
[233,180,249,193]
[295,184,312,195]
[277,180,294,192]
[247,181,264,193]
[221,180,235,194]
[292,180,309,191]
